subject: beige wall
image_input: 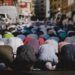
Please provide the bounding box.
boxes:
[18,0,32,16]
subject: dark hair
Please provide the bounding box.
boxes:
[37,30,44,37]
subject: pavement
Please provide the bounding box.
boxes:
[0,70,75,75]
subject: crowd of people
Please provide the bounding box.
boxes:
[0,12,75,71]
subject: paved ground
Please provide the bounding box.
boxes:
[0,70,75,75]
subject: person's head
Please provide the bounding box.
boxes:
[47,28,56,36]
[56,17,61,24]
[67,31,75,37]
[68,18,73,25]
[45,62,56,70]
[58,30,67,41]
[38,37,45,45]
[7,25,16,33]
[37,31,44,37]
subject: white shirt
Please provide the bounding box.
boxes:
[39,44,58,63]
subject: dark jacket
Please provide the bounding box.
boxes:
[12,45,37,71]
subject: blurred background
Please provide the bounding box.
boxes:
[0,0,74,21]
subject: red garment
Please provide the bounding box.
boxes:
[38,38,45,45]
[23,38,32,45]
[23,38,40,54]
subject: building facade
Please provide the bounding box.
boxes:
[62,0,68,13]
[35,0,50,19]
[31,0,36,16]
[50,0,75,14]
[17,0,32,16]
[0,0,14,5]
[0,0,33,16]
[35,0,46,19]
[67,0,75,11]
[50,0,68,13]
[50,0,62,13]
